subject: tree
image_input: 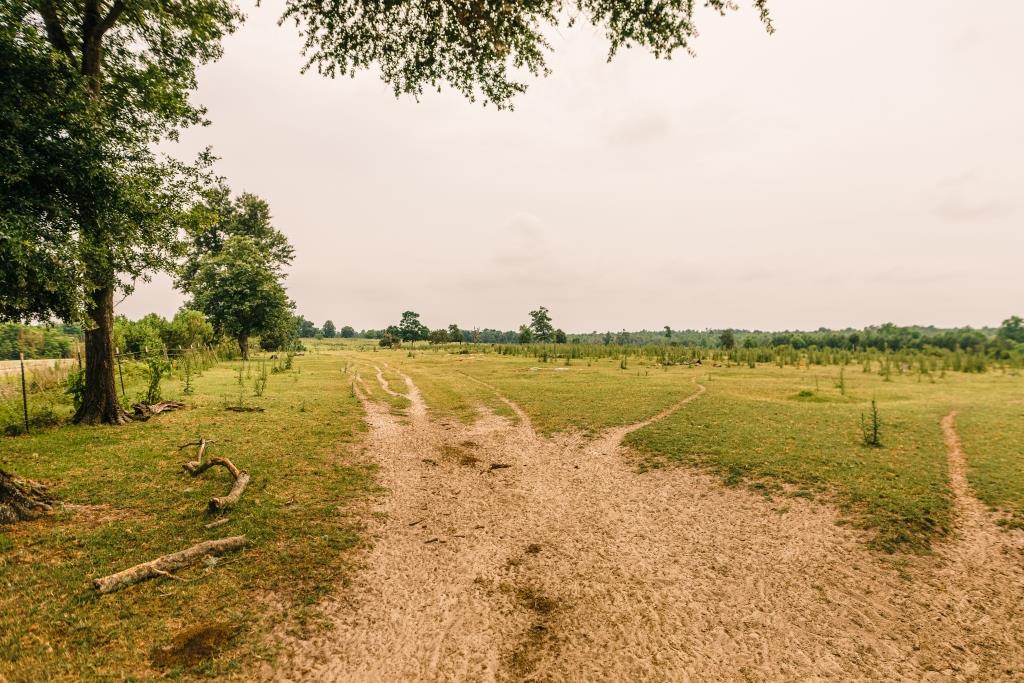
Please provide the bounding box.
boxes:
[113,315,164,357]
[340,325,355,338]
[188,237,294,359]
[296,317,317,338]
[518,325,533,344]
[998,316,1024,344]
[554,329,567,344]
[428,329,449,345]
[719,329,736,349]
[166,309,214,350]
[529,306,554,342]
[664,326,673,339]
[180,186,294,284]
[2,2,240,424]
[260,313,300,352]
[399,311,429,342]
[448,324,462,343]
[322,320,336,338]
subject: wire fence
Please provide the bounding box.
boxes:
[1,344,231,435]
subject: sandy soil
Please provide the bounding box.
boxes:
[272,369,1024,682]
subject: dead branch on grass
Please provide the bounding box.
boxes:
[181,455,250,513]
[131,401,185,421]
[92,536,247,594]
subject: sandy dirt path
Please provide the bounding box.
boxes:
[273,372,1024,682]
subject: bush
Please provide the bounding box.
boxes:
[144,355,171,404]
[65,368,86,410]
[861,399,882,447]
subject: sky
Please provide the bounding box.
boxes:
[122,0,1024,333]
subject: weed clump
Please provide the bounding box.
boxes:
[861,399,882,447]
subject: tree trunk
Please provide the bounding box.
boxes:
[74,285,130,425]
[238,335,249,360]
[68,14,128,426]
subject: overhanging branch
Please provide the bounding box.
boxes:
[35,0,74,59]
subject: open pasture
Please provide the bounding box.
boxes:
[2,343,1023,679]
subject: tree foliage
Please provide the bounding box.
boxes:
[528,306,554,342]
[322,320,336,338]
[998,316,1024,345]
[399,311,429,342]
[719,329,736,349]
[187,237,294,359]
[2,0,240,423]
[180,185,294,285]
[281,0,772,109]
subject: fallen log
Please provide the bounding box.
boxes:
[224,406,264,413]
[209,471,251,513]
[178,438,214,462]
[182,456,239,478]
[0,469,54,525]
[93,536,246,595]
[132,401,185,421]
[181,456,250,512]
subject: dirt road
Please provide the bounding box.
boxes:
[274,369,1024,681]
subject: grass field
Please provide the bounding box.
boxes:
[371,345,1024,552]
[0,352,374,680]
[2,344,1023,678]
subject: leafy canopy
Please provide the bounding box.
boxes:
[529,306,554,342]
[399,311,429,341]
[0,1,241,323]
[282,0,772,109]
[187,236,294,350]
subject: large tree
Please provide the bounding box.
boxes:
[178,188,295,358]
[1,1,240,423]
[398,311,429,342]
[188,236,294,359]
[529,306,554,342]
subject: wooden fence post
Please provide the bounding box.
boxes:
[19,352,29,435]
[116,347,126,398]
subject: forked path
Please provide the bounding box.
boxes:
[274,372,1024,681]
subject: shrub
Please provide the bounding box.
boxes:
[144,355,171,404]
[861,399,882,447]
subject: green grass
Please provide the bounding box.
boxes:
[3,343,1023,679]
[626,365,1024,553]
[385,352,516,424]
[383,350,700,434]
[956,381,1024,528]
[350,359,410,414]
[0,352,375,680]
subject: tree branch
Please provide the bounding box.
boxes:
[35,0,73,59]
[95,0,125,38]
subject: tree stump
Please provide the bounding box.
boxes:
[0,469,55,525]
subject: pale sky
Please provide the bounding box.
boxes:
[122,0,1024,332]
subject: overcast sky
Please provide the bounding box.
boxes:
[122,0,1024,332]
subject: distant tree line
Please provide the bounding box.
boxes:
[0,323,81,360]
[339,315,1024,359]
